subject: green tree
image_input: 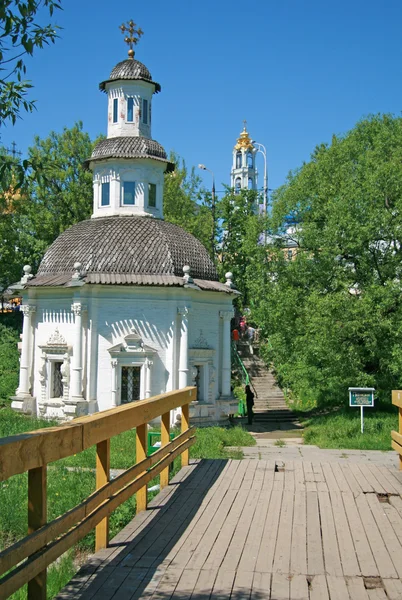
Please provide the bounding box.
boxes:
[0,122,95,287]
[163,153,215,256]
[218,187,265,306]
[250,114,402,405]
[0,0,61,125]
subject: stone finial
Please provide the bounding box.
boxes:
[21,265,33,284]
[72,262,82,280]
[183,265,193,284]
[225,272,234,288]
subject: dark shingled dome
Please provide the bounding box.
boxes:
[37,217,219,281]
[87,137,171,167]
[99,59,161,93]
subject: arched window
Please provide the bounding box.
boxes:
[247,151,253,168]
[235,177,241,194]
[236,151,242,169]
[248,177,253,190]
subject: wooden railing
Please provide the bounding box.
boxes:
[391,390,402,470]
[0,387,196,600]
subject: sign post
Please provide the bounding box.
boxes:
[348,387,375,433]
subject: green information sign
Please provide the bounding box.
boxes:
[348,387,375,433]
[349,391,374,407]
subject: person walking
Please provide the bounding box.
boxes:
[245,384,255,425]
[232,327,240,349]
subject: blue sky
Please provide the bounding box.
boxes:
[2,0,402,197]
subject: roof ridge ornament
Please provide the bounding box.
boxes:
[119,19,144,59]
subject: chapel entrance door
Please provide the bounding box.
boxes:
[121,366,141,404]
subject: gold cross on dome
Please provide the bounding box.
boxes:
[119,19,144,53]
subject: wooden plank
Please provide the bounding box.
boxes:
[391,390,402,408]
[81,387,195,449]
[383,500,402,544]
[273,487,294,575]
[330,462,351,493]
[95,439,110,552]
[160,411,170,489]
[0,437,195,600]
[181,403,190,467]
[290,491,307,576]
[255,488,284,573]
[321,463,340,492]
[231,571,253,600]
[270,573,289,600]
[347,463,374,493]
[355,492,398,579]
[306,491,324,575]
[210,570,235,597]
[308,574,329,600]
[391,440,402,462]
[367,464,400,495]
[383,578,402,600]
[252,572,271,599]
[366,589,389,600]
[290,574,308,600]
[330,490,360,577]
[221,488,261,571]
[326,575,350,600]
[391,430,402,446]
[318,491,343,576]
[294,460,305,491]
[190,569,217,599]
[151,567,183,600]
[339,463,363,496]
[356,464,386,494]
[365,492,402,578]
[136,424,147,513]
[27,466,47,600]
[238,478,273,572]
[345,576,370,599]
[172,568,199,598]
[376,466,402,495]
[341,491,378,577]
[0,423,84,481]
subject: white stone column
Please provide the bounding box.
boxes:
[71,302,86,400]
[145,358,153,398]
[220,310,234,397]
[17,304,36,396]
[178,306,190,389]
[111,359,118,407]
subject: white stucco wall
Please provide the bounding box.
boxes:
[22,285,235,422]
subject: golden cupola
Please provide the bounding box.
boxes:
[234,125,254,151]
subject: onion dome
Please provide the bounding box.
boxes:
[234,125,254,151]
[99,58,161,93]
[30,217,220,287]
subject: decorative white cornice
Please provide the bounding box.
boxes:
[219,309,234,321]
[71,302,87,316]
[20,304,36,317]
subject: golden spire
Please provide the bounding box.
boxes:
[119,19,144,59]
[234,120,254,151]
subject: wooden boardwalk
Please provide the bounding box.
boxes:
[57,458,402,600]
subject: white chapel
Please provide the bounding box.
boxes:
[11,22,238,424]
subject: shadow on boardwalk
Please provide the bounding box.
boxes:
[56,459,268,600]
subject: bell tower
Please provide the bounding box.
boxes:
[230,122,258,194]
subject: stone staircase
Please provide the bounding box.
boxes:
[238,344,301,431]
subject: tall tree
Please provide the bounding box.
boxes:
[217,187,265,306]
[0,122,94,287]
[163,153,214,256]
[250,114,402,405]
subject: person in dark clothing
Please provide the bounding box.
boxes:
[245,384,255,425]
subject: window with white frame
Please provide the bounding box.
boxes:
[122,181,135,205]
[113,98,118,123]
[101,182,110,206]
[142,98,148,124]
[127,97,134,122]
[148,183,156,207]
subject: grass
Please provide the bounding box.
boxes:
[0,405,255,599]
[297,402,398,451]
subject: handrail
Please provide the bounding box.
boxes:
[391,390,402,470]
[0,386,196,600]
[231,342,249,415]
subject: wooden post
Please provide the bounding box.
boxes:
[95,439,110,551]
[181,403,189,467]
[136,424,147,512]
[28,466,47,600]
[160,411,170,489]
[399,407,402,470]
